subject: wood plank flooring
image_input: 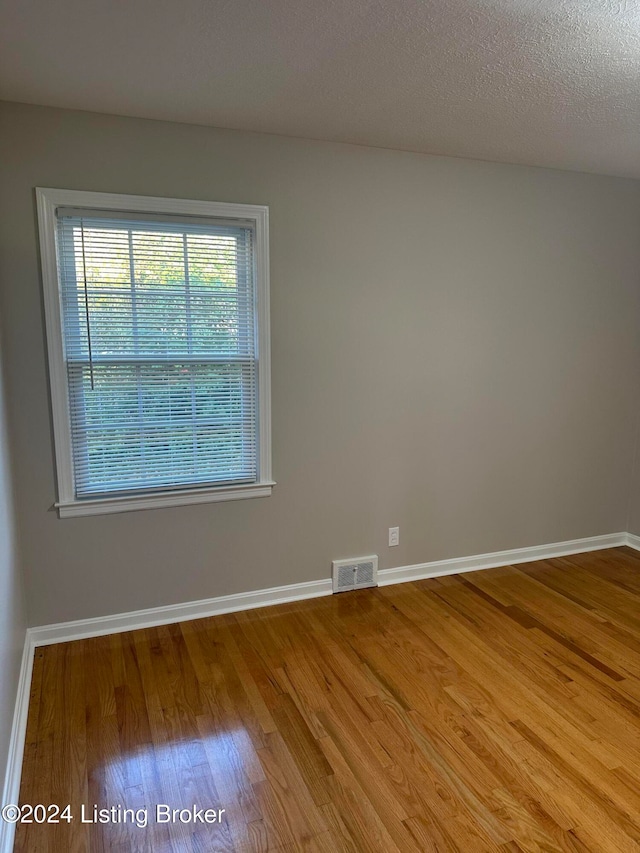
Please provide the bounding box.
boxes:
[15,546,640,851]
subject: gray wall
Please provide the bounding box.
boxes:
[0,324,26,798]
[626,418,640,535]
[1,100,640,627]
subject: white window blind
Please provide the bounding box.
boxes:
[56,209,259,499]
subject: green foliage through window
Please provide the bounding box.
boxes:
[57,214,257,497]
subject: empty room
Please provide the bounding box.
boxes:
[4,1,640,851]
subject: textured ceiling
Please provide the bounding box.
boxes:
[2,0,640,177]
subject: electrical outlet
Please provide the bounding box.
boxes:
[388,526,399,547]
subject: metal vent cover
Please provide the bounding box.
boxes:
[332,555,378,593]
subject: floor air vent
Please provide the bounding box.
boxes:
[332,555,378,593]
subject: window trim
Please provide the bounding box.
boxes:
[36,187,273,517]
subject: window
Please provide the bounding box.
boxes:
[37,189,272,517]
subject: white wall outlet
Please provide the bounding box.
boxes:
[389,526,400,547]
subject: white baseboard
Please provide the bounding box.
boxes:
[29,577,333,648]
[27,531,634,648]
[0,633,35,853]
[625,532,640,552]
[377,531,629,586]
[2,529,639,853]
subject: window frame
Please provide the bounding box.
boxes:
[36,187,273,517]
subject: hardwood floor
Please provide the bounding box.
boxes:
[15,546,640,851]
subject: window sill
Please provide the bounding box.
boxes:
[55,481,276,518]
